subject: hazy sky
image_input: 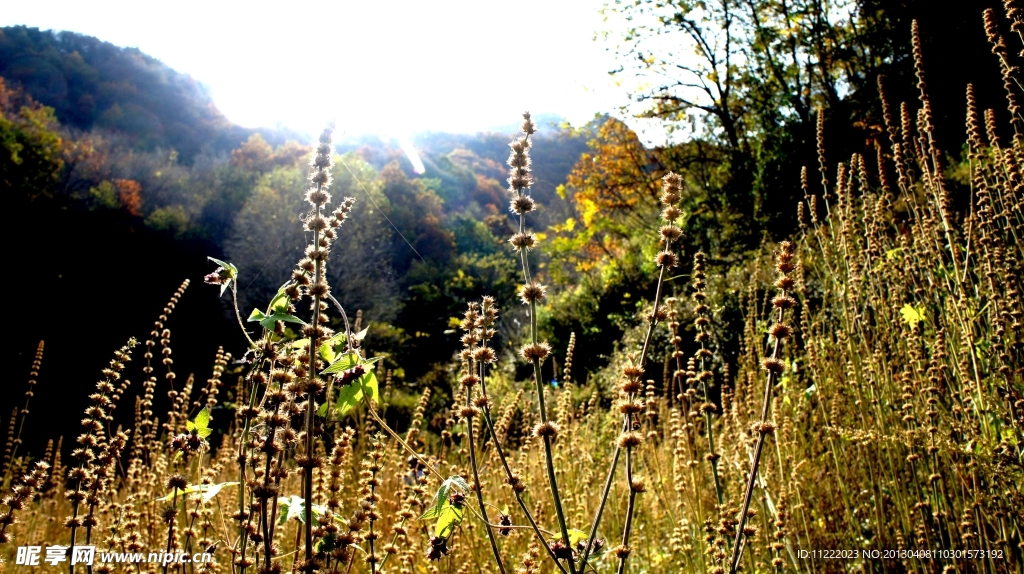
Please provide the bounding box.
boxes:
[1,0,632,138]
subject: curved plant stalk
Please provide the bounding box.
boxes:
[728,241,797,573]
[232,280,256,348]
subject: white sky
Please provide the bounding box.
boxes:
[1,0,640,138]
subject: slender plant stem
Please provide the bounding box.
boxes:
[580,259,672,572]
[729,301,785,573]
[615,447,637,574]
[465,374,507,574]
[578,430,621,571]
[529,299,577,574]
[303,193,324,564]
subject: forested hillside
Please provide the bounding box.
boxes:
[0,28,589,452]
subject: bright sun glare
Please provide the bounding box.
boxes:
[1,0,625,138]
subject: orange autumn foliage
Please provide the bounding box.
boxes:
[113,178,142,216]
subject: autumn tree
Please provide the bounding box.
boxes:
[1,77,63,199]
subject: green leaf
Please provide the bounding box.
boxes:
[420,476,469,521]
[269,286,291,313]
[434,502,465,538]
[333,379,364,418]
[359,371,379,405]
[194,407,210,430]
[899,304,926,328]
[566,529,588,547]
[248,309,306,330]
[321,352,380,375]
[321,351,360,375]
[319,332,348,364]
[158,482,238,503]
[278,495,306,525]
[208,257,239,296]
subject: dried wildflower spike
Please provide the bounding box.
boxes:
[691,252,723,505]
[563,332,576,386]
[985,8,1023,135]
[505,114,578,574]
[730,241,797,572]
[0,461,49,543]
[817,107,829,199]
[3,340,44,478]
[507,134,534,194]
[661,171,683,207]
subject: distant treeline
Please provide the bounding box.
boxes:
[0,26,306,160]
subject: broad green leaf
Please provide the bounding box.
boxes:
[321,351,361,375]
[278,495,306,525]
[420,476,469,521]
[321,353,380,375]
[566,529,588,547]
[158,482,238,503]
[434,502,465,538]
[319,332,347,363]
[359,371,379,405]
[248,309,267,324]
[248,309,306,330]
[194,407,210,430]
[333,379,364,417]
[899,304,926,328]
[269,287,291,313]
